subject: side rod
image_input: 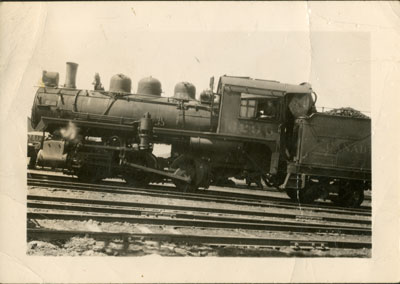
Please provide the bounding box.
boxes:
[122,161,191,183]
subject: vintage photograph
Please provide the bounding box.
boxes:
[24,3,371,258]
[1,1,400,283]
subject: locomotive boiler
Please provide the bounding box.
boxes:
[30,62,371,207]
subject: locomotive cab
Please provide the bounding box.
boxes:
[213,76,315,185]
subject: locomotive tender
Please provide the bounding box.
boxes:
[30,62,371,207]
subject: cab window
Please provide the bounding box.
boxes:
[240,99,256,118]
[240,93,279,120]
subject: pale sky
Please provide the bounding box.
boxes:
[4,1,400,119]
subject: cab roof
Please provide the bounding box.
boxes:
[218,76,313,96]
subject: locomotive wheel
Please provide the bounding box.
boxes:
[124,172,150,188]
[222,179,236,187]
[285,189,299,201]
[173,167,197,192]
[171,155,210,192]
[76,165,103,183]
[286,184,320,204]
[333,184,364,208]
[171,157,197,192]
[213,176,236,187]
[299,184,321,204]
[123,153,157,188]
[245,176,262,189]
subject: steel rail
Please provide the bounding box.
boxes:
[27,180,371,223]
[27,175,371,217]
[27,194,371,227]
[34,169,371,213]
[28,171,372,211]
[27,199,371,236]
[27,228,372,250]
[31,210,365,238]
[28,170,372,202]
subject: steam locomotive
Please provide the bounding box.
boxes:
[29,62,371,207]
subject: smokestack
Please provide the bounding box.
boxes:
[64,62,78,88]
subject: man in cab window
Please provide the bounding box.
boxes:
[258,100,277,119]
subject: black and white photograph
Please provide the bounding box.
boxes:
[1,1,400,283]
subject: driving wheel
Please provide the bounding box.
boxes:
[123,152,157,188]
[171,156,197,192]
[333,181,364,208]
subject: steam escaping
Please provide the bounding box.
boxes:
[60,121,80,141]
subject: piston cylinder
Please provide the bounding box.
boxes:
[36,140,67,168]
[64,62,78,89]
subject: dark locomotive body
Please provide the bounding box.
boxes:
[29,62,371,207]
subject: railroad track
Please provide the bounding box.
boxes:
[27,194,371,235]
[28,170,372,202]
[27,172,371,254]
[27,228,371,250]
[28,173,371,217]
[28,192,371,225]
